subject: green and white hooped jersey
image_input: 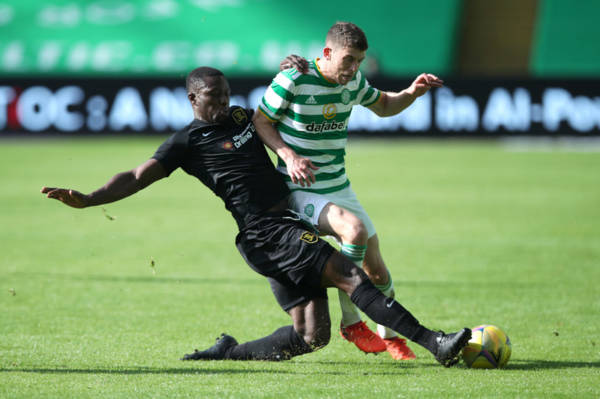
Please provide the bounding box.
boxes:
[258,59,380,194]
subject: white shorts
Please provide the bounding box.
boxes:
[288,185,377,238]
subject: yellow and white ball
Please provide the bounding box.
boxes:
[462,325,511,368]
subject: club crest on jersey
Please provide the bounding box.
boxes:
[341,89,351,105]
[304,204,314,217]
[322,103,337,119]
[300,231,318,244]
[232,108,247,125]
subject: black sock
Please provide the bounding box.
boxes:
[225,325,313,361]
[350,279,439,353]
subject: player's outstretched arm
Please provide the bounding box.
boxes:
[41,159,167,208]
[252,111,318,187]
[368,73,444,117]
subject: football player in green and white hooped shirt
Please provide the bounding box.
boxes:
[253,22,444,360]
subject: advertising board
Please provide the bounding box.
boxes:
[1,78,598,136]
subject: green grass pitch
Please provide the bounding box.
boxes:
[1,137,599,398]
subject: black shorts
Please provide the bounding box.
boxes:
[235,211,335,311]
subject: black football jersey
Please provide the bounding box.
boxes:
[152,106,290,230]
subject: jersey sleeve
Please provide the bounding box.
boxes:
[258,70,296,122]
[151,130,189,176]
[357,73,381,107]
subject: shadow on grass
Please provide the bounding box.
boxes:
[0,365,404,376]
[506,359,600,370]
[0,367,290,376]
[306,360,439,369]
[3,360,598,375]
[297,359,600,372]
[8,271,542,289]
[9,271,263,286]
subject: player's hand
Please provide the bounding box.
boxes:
[406,73,444,98]
[280,54,309,73]
[286,155,319,187]
[41,187,89,208]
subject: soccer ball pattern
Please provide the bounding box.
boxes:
[462,325,511,368]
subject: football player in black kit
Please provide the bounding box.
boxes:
[41,66,471,367]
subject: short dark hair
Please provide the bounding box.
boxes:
[326,22,368,51]
[186,66,223,92]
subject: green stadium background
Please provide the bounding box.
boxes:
[1,0,599,135]
[2,0,599,77]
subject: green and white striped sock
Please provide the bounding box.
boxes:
[339,244,367,327]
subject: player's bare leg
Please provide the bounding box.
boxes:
[363,234,388,284]
[363,234,416,360]
[182,298,329,361]
[288,297,331,350]
[319,202,368,246]
[318,203,386,353]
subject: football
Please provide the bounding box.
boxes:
[462,325,511,369]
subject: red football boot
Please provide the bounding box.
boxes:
[339,321,387,353]
[381,336,416,360]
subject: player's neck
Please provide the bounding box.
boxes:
[315,58,338,84]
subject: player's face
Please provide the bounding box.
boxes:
[194,75,230,123]
[327,45,366,85]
